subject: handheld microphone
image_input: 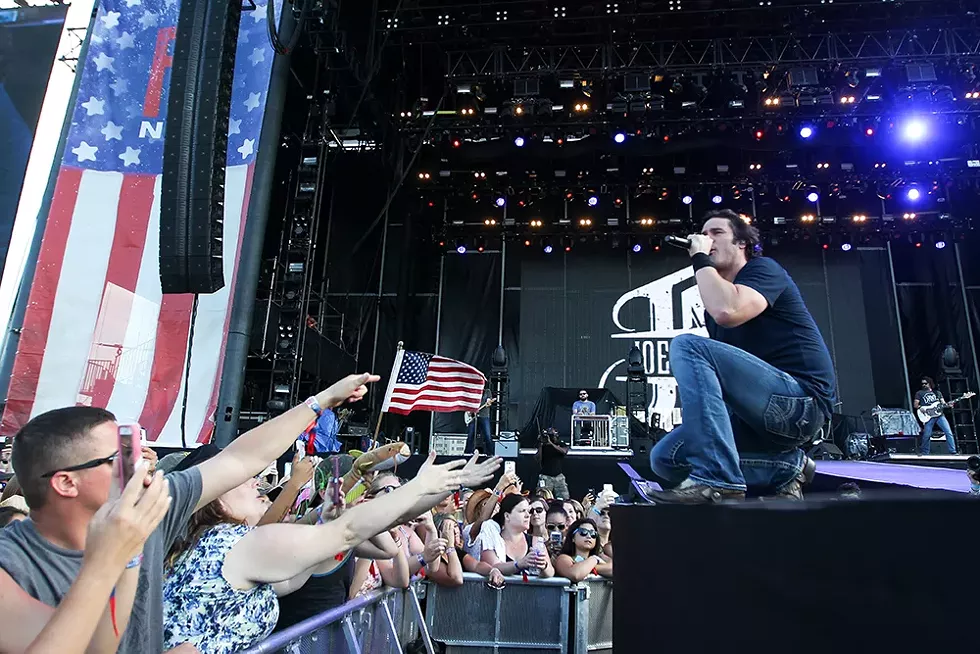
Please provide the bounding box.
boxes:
[664,235,691,249]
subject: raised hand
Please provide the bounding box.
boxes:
[316,373,381,409]
[85,469,171,571]
[458,454,503,489]
[414,458,469,495]
[422,537,449,564]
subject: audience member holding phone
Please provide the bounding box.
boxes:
[0,451,171,653]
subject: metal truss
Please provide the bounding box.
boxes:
[447,29,980,79]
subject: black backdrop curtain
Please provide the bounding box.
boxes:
[432,252,501,434]
[893,242,978,400]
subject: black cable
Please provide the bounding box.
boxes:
[267,0,310,55]
[179,294,200,449]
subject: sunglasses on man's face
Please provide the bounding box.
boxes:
[40,452,118,479]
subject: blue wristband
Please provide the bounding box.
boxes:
[304,396,323,416]
[125,554,143,569]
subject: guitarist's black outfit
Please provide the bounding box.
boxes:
[914,383,958,455]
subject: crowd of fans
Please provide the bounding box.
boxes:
[0,373,617,654]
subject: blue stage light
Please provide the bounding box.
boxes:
[936,240,947,250]
[456,245,466,254]
[711,195,723,204]
[682,195,693,205]
[495,196,506,207]
[841,243,852,252]
[799,126,814,139]
[613,132,626,144]
[632,243,642,253]
[514,136,525,147]
[902,119,927,142]
[544,244,553,254]
[907,188,921,201]
[807,192,819,203]
[588,196,599,207]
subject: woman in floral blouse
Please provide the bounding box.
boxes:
[161,450,501,653]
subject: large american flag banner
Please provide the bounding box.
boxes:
[380,350,486,416]
[0,0,282,445]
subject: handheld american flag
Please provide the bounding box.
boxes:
[380,350,486,416]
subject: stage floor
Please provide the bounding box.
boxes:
[815,459,971,494]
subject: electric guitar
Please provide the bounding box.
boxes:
[916,392,975,424]
[464,398,496,425]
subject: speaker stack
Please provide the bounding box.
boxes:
[160,0,242,293]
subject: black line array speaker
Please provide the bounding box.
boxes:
[160,0,242,293]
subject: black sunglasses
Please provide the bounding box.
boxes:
[546,523,566,531]
[40,452,117,479]
[530,506,546,514]
[575,527,598,538]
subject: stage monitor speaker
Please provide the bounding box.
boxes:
[161,0,242,293]
[495,440,518,459]
[808,442,844,460]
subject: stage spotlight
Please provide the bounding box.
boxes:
[936,239,947,250]
[902,119,927,142]
[907,188,921,201]
[455,240,466,254]
[711,195,723,204]
[682,195,693,205]
[613,132,627,143]
[495,196,507,207]
[754,130,764,140]
[841,243,852,252]
[587,196,599,207]
[562,236,573,252]
[865,127,874,136]
[514,136,525,147]
[799,126,814,139]
[475,237,486,253]
[524,239,532,247]
[543,238,554,254]
[807,192,819,203]
[631,240,642,253]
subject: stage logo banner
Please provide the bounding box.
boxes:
[1,0,282,445]
[599,267,707,430]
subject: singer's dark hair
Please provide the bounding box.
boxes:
[702,209,762,260]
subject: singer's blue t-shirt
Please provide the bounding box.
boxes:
[704,257,836,418]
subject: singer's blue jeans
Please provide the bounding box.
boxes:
[649,334,826,493]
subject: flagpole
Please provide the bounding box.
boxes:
[373,341,403,447]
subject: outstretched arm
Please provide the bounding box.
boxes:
[195,374,378,511]
[224,454,500,587]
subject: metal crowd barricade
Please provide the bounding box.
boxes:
[240,574,612,654]
[570,577,613,654]
[239,578,433,654]
[425,573,573,654]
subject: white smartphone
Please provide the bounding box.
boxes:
[294,440,305,459]
[504,461,516,476]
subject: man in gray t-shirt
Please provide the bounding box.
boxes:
[0,373,378,653]
[0,468,201,653]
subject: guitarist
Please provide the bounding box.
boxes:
[464,387,494,455]
[914,377,959,456]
